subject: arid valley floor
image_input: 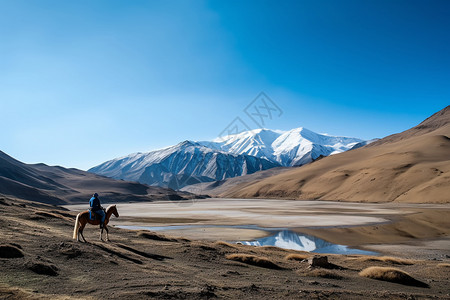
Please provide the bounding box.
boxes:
[1,196,449,299]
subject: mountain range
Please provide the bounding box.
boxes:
[219,106,450,203]
[201,127,366,166]
[89,127,366,189]
[1,106,448,204]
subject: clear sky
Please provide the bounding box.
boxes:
[1,0,449,170]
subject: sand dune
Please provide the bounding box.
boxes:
[222,106,450,203]
[0,150,194,204]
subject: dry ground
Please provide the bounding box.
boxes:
[1,196,450,299]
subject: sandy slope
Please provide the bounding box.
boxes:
[181,167,291,195]
[221,106,450,203]
[0,151,195,205]
[1,195,450,299]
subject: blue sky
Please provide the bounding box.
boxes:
[1,0,449,170]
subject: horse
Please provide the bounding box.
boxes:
[73,205,119,242]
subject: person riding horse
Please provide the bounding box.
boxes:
[89,193,106,228]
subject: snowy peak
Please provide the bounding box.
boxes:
[89,126,365,190]
[89,139,280,190]
[199,127,363,167]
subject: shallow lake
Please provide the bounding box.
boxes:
[65,199,399,255]
[117,224,377,255]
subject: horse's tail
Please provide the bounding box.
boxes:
[73,213,80,239]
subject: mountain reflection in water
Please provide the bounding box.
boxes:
[116,224,377,255]
[240,230,377,255]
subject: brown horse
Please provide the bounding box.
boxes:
[73,205,119,242]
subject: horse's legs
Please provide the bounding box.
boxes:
[80,230,87,243]
[99,227,104,241]
[104,225,110,242]
[79,223,87,243]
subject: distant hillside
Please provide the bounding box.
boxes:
[221,106,450,203]
[0,151,193,205]
[181,166,291,195]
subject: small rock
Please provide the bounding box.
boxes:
[226,270,240,275]
[28,263,58,276]
[0,245,24,258]
[200,284,216,298]
[308,255,329,268]
[60,248,82,259]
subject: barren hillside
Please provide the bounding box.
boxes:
[222,106,450,203]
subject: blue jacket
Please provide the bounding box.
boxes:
[89,196,101,211]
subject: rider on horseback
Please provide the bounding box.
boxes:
[89,193,106,228]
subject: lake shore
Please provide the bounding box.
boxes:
[65,198,450,258]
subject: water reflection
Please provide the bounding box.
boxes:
[117,224,377,255]
[240,230,377,255]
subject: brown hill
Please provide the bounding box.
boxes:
[368,105,450,146]
[221,106,450,203]
[180,166,291,195]
[0,150,193,205]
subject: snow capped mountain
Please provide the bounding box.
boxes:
[200,127,364,166]
[89,140,280,190]
[89,127,365,190]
